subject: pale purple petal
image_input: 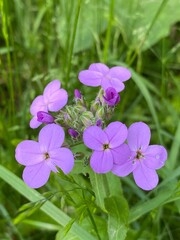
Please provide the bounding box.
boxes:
[46,89,68,112]
[15,140,43,166]
[109,66,131,82]
[89,63,109,75]
[90,150,113,173]
[128,122,151,152]
[144,145,167,170]
[104,122,128,148]
[133,162,159,190]
[111,144,131,164]
[83,126,108,150]
[49,148,74,174]
[43,80,61,98]
[23,162,51,188]
[30,116,42,129]
[30,95,47,115]
[101,77,125,92]
[38,124,65,152]
[112,161,136,177]
[78,70,102,87]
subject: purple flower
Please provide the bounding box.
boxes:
[112,122,168,191]
[30,80,68,129]
[68,128,79,138]
[78,63,131,92]
[83,122,128,173]
[15,124,74,188]
[37,111,55,124]
[103,87,120,106]
[74,89,81,99]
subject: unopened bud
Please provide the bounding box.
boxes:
[74,89,81,99]
[37,111,54,124]
[80,111,94,127]
[95,106,105,119]
[96,119,103,127]
[68,128,79,138]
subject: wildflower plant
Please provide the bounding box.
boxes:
[15,63,168,238]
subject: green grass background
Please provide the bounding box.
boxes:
[0,0,180,239]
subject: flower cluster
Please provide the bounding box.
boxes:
[15,63,167,190]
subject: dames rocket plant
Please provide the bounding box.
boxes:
[15,63,167,190]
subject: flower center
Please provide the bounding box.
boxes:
[135,149,144,160]
[103,144,109,150]
[44,152,50,160]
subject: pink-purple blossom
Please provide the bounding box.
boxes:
[83,122,128,173]
[78,63,131,92]
[15,124,74,188]
[103,87,120,106]
[30,80,68,129]
[112,122,168,191]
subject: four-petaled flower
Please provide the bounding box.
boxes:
[30,80,68,128]
[112,122,167,190]
[78,63,131,92]
[83,122,128,173]
[15,124,74,188]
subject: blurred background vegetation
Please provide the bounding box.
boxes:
[0,0,180,239]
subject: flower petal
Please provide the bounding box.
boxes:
[127,122,151,152]
[111,144,131,164]
[15,140,43,166]
[78,70,102,87]
[109,66,131,82]
[49,148,74,174]
[23,162,51,188]
[112,161,136,177]
[83,126,108,150]
[101,77,125,92]
[104,122,128,148]
[90,150,113,173]
[43,80,61,98]
[144,145,167,169]
[30,116,42,129]
[46,89,68,112]
[30,95,47,115]
[133,162,159,190]
[38,124,65,152]
[89,63,109,75]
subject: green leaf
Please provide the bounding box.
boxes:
[57,0,107,53]
[105,196,129,240]
[129,183,176,223]
[89,171,122,211]
[166,121,180,170]
[0,165,95,240]
[114,0,180,50]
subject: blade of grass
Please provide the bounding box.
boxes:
[0,165,95,240]
[65,0,81,87]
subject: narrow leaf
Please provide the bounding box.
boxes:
[105,196,129,240]
[0,165,95,240]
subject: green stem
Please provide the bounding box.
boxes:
[103,0,114,63]
[82,191,101,240]
[65,0,81,87]
[128,0,168,66]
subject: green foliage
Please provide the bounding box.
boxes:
[105,196,129,240]
[0,0,180,239]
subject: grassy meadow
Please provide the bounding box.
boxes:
[0,0,180,239]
